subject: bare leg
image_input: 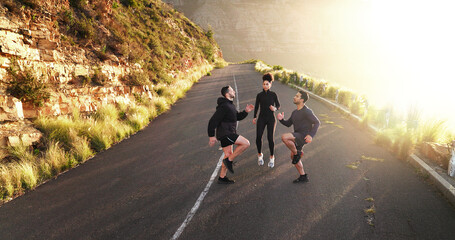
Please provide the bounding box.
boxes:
[281,133,298,155]
[294,160,306,175]
[227,135,250,161]
[220,146,233,178]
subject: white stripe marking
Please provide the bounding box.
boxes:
[170,153,224,240]
[171,75,240,240]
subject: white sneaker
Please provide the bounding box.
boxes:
[268,156,275,168]
[258,153,264,166]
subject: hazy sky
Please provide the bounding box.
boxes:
[166,0,455,128]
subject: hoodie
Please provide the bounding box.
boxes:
[208,97,248,140]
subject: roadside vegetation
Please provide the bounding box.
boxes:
[254,60,454,162]
[0,63,212,203]
[0,0,224,203]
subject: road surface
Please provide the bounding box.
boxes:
[1,64,454,240]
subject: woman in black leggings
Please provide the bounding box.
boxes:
[253,73,280,168]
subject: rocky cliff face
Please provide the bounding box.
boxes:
[0,0,218,149]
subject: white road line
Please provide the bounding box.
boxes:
[170,75,239,240]
[170,153,224,240]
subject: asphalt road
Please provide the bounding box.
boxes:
[1,64,454,240]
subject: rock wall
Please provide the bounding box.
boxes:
[0,4,189,149]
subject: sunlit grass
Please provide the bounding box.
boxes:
[7,143,36,163]
[69,130,93,162]
[214,59,228,68]
[43,141,67,175]
[0,165,14,199]
[16,162,38,190]
[417,119,447,144]
[0,62,215,203]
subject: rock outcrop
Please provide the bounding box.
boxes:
[0,1,216,150]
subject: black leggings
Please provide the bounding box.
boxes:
[256,116,276,156]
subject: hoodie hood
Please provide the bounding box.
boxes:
[217,97,232,106]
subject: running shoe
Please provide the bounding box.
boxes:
[268,156,275,168]
[223,157,234,173]
[292,150,302,164]
[258,153,264,166]
[218,176,235,184]
[293,174,309,183]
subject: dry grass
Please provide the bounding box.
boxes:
[1,62,214,203]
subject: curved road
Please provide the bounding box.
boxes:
[1,64,454,239]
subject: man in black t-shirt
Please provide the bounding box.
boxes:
[277,90,320,183]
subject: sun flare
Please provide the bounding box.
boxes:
[356,0,455,129]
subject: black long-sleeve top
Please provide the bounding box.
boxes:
[208,97,248,139]
[279,105,320,138]
[254,90,280,118]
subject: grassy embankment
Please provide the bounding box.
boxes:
[0,0,227,203]
[254,60,454,161]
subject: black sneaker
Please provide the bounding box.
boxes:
[218,176,235,184]
[223,157,234,173]
[293,174,309,183]
[292,151,302,164]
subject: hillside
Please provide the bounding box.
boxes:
[0,0,223,202]
[0,0,222,148]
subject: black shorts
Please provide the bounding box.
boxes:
[220,134,239,147]
[292,132,307,151]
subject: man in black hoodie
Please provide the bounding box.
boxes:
[208,86,254,184]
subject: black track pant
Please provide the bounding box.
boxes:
[256,116,276,156]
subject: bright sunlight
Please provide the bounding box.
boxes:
[333,0,455,129]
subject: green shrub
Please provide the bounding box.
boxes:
[69,0,86,9]
[1,165,15,199]
[314,82,327,96]
[324,86,338,100]
[121,70,151,86]
[273,65,283,71]
[6,59,50,107]
[337,90,354,108]
[417,119,447,144]
[306,79,314,91]
[121,0,137,7]
[72,14,95,40]
[399,132,414,160]
[214,59,228,69]
[95,104,119,121]
[199,41,215,62]
[205,29,214,39]
[18,0,39,9]
[18,162,37,190]
[7,143,36,163]
[91,68,109,86]
[43,141,67,175]
[281,72,290,84]
[289,72,299,85]
[274,72,282,82]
